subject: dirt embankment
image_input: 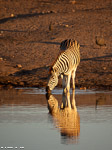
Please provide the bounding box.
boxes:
[0,0,112,90]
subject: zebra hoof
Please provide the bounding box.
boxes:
[63,88,67,93]
[63,87,70,93]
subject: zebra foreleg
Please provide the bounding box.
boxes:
[66,91,71,109]
[71,89,77,111]
[64,73,71,93]
[62,75,67,93]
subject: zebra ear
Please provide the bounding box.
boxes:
[75,40,80,49]
[49,67,57,74]
[75,40,77,46]
[49,66,53,74]
[77,43,80,49]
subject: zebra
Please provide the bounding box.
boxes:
[46,39,80,93]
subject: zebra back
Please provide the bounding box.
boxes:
[50,40,80,75]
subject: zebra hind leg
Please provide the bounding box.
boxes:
[64,73,71,93]
[62,75,66,91]
[72,68,77,90]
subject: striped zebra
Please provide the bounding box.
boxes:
[46,39,80,93]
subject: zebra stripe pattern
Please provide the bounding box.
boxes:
[46,39,80,93]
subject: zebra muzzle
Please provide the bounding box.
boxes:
[46,86,51,93]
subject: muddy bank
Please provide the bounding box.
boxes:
[0,0,112,90]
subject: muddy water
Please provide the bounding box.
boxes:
[0,88,112,150]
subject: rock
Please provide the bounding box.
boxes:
[70,0,76,4]
[103,67,106,70]
[19,82,24,86]
[0,31,3,35]
[80,87,86,90]
[11,14,14,17]
[41,11,45,14]
[72,10,75,12]
[1,31,3,34]
[0,85,3,89]
[95,36,106,47]
[65,24,69,27]
[6,84,13,89]
[16,64,22,68]
[0,58,3,61]
[49,22,53,31]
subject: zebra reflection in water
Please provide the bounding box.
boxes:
[46,91,80,144]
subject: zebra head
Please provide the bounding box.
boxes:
[46,67,58,93]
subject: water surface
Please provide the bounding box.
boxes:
[0,88,112,150]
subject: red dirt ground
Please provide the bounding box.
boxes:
[0,0,112,90]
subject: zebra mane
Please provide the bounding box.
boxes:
[60,39,79,50]
[49,51,65,74]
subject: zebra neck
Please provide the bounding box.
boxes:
[53,66,62,77]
